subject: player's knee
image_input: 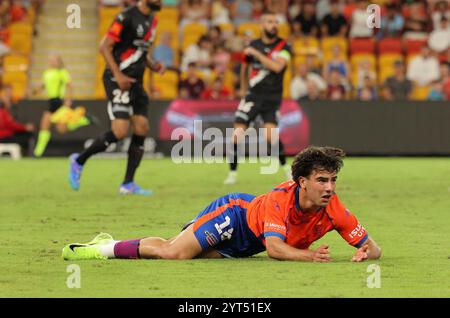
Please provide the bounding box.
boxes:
[112,128,127,140]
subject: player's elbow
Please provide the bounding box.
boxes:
[265,241,283,261]
[369,246,382,260]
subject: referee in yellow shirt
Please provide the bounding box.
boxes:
[33,54,88,157]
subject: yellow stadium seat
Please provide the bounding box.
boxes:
[293,37,320,56]
[157,7,179,22]
[25,7,36,24]
[99,7,120,23]
[378,54,403,68]
[2,72,27,99]
[378,54,404,83]
[8,22,33,36]
[411,86,430,101]
[283,63,292,99]
[3,55,29,72]
[9,33,32,54]
[182,23,208,38]
[350,54,376,71]
[217,23,235,36]
[293,55,321,69]
[2,71,27,84]
[151,70,179,99]
[237,23,261,39]
[321,37,348,58]
[278,24,291,40]
[182,23,208,50]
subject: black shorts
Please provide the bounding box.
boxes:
[234,94,281,125]
[103,72,149,120]
[48,98,63,113]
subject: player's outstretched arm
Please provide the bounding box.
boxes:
[351,237,382,262]
[265,236,331,262]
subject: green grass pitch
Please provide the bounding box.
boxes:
[0,157,449,297]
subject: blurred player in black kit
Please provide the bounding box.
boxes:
[69,0,165,195]
[224,11,293,185]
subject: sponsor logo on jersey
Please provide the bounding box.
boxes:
[205,231,219,246]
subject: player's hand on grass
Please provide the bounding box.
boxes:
[116,72,136,91]
[312,244,331,263]
[351,244,369,262]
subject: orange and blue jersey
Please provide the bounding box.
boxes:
[246,181,368,250]
[190,193,265,258]
[190,181,368,258]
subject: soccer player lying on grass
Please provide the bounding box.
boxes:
[62,146,381,262]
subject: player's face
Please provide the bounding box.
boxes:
[146,0,162,11]
[302,170,338,208]
[261,14,279,39]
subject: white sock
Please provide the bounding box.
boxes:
[98,241,119,258]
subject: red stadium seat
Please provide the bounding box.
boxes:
[350,38,375,55]
[378,38,403,55]
[405,39,427,56]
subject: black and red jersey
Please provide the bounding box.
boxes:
[105,6,158,80]
[243,37,292,97]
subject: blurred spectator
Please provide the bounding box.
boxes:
[323,44,350,83]
[356,58,376,89]
[266,0,288,24]
[383,60,413,101]
[100,0,121,6]
[208,25,225,47]
[288,0,302,22]
[181,35,213,73]
[431,0,450,31]
[179,0,210,30]
[231,0,253,26]
[377,3,404,40]
[0,0,11,27]
[349,0,373,38]
[403,1,429,40]
[211,0,231,26]
[428,17,450,53]
[303,79,322,101]
[251,0,264,20]
[427,80,445,100]
[201,76,232,100]
[316,0,332,22]
[294,1,319,37]
[440,61,450,100]
[321,0,348,37]
[0,85,35,156]
[289,21,303,41]
[152,32,175,68]
[407,44,441,87]
[179,62,205,99]
[327,70,346,100]
[10,0,27,22]
[356,76,377,101]
[290,63,327,101]
[122,0,138,7]
[211,44,231,74]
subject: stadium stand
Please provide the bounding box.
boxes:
[13,0,448,102]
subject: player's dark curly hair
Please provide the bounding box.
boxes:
[291,146,346,184]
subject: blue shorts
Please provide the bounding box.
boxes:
[190,193,265,258]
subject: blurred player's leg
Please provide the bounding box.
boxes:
[224,123,247,185]
[33,111,52,157]
[263,122,290,180]
[119,115,152,196]
[68,120,127,190]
